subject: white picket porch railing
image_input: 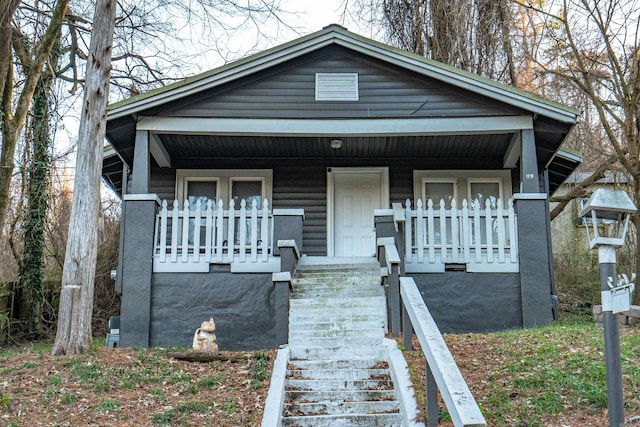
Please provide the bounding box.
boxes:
[153,198,278,273]
[404,198,518,273]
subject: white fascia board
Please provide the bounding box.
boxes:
[108,35,337,120]
[137,115,533,136]
[332,35,580,125]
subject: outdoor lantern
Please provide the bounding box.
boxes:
[579,188,637,249]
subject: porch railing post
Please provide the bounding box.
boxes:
[426,361,439,427]
[402,299,413,351]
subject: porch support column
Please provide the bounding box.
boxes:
[119,193,160,347]
[520,128,539,193]
[515,128,553,327]
[131,130,150,194]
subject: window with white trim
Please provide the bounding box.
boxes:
[422,179,458,207]
[468,179,503,209]
[413,170,511,207]
[176,169,273,208]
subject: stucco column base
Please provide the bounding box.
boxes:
[119,195,159,347]
[515,197,553,328]
[272,272,292,346]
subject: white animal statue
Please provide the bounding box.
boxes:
[192,317,218,353]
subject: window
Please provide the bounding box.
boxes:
[468,179,503,209]
[176,170,272,208]
[423,179,457,208]
[231,179,263,208]
[413,170,511,206]
[185,179,217,208]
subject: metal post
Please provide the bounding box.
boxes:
[598,246,625,427]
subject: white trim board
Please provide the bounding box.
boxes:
[136,116,534,136]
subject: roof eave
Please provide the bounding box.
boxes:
[108,24,580,126]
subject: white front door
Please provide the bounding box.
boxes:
[331,169,387,257]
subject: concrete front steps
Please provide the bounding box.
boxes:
[269,256,422,427]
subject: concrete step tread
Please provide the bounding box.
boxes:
[286,368,391,381]
[284,389,397,401]
[281,413,403,426]
[284,400,400,416]
[285,378,394,391]
[289,328,384,338]
[288,359,388,370]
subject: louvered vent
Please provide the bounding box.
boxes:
[315,73,359,101]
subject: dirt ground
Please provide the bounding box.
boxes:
[1,346,275,426]
[2,328,640,426]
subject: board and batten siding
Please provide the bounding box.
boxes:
[160,45,523,120]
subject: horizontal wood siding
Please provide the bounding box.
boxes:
[162,46,522,119]
[272,166,327,256]
[390,167,413,206]
[149,164,176,201]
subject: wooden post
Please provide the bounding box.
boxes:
[426,362,439,427]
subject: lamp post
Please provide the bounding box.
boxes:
[580,188,637,427]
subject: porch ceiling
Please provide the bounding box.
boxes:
[158,133,513,165]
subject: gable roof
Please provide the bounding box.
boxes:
[107,24,580,125]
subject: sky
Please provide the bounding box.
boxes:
[58,0,378,182]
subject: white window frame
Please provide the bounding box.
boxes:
[467,178,504,209]
[413,170,512,206]
[421,178,458,208]
[176,169,273,207]
[229,177,268,207]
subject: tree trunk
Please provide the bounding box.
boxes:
[0,0,70,235]
[51,0,117,356]
[0,0,19,101]
[19,61,56,339]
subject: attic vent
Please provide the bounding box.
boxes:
[315,73,359,101]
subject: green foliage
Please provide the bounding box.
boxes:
[200,376,222,389]
[97,399,120,413]
[252,351,269,389]
[151,401,209,425]
[60,393,77,405]
[223,397,239,414]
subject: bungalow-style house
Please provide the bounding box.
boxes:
[102,24,581,350]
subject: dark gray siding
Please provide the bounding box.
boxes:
[149,164,176,201]
[273,166,327,256]
[161,46,524,120]
[389,167,413,205]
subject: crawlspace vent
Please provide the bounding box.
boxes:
[315,73,359,101]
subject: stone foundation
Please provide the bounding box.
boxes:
[593,305,640,326]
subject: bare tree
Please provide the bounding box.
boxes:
[51,0,117,355]
[349,0,518,83]
[516,0,640,295]
[0,0,70,235]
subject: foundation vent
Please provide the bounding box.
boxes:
[315,73,359,101]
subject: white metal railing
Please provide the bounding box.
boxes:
[153,198,275,273]
[404,198,518,273]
